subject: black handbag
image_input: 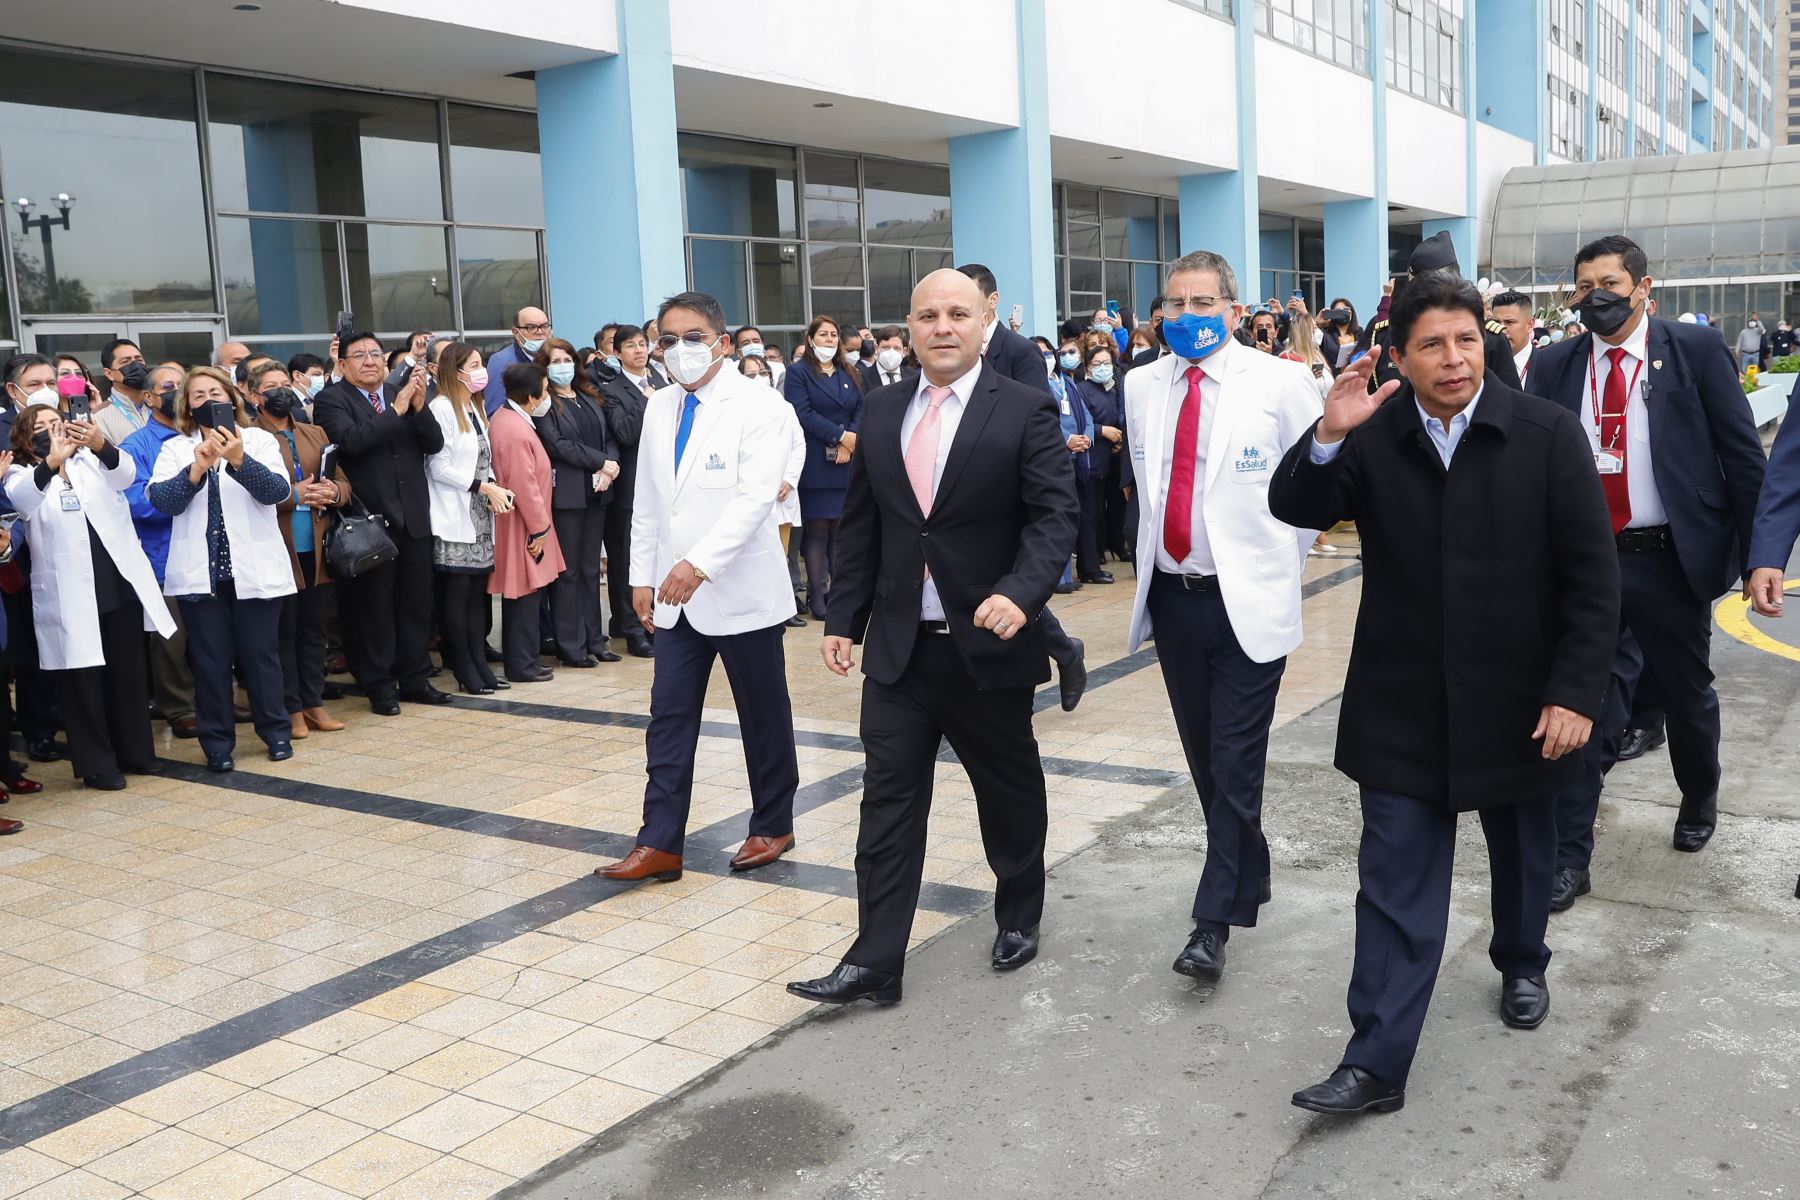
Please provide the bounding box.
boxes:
[322,497,398,579]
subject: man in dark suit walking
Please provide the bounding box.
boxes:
[787,269,1077,1007]
[313,332,452,714]
[1269,272,1620,1116]
[1525,235,1766,909]
[956,262,1088,711]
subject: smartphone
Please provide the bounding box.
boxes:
[1291,289,1304,302]
[1010,303,1024,325]
[335,309,355,349]
[1106,300,1120,318]
[318,443,338,484]
[60,375,90,420]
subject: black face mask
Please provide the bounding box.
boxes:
[119,361,150,391]
[153,387,179,418]
[1576,286,1638,337]
[194,401,236,430]
[260,388,297,419]
[29,429,52,460]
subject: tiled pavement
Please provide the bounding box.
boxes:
[0,552,1363,1199]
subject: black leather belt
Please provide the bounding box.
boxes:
[1155,569,1219,593]
[920,620,951,634]
[1615,525,1673,552]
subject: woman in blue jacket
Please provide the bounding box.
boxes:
[783,315,865,619]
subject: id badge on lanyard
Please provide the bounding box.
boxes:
[1588,351,1642,474]
[60,487,81,512]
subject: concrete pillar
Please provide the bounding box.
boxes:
[1174,3,1259,292]
[1325,0,1389,307]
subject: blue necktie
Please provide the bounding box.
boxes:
[673,392,700,470]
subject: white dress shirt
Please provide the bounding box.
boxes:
[1154,342,1231,575]
[874,367,906,387]
[1579,318,1665,528]
[899,362,980,619]
[1513,341,1534,385]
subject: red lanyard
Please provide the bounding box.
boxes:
[1586,350,1643,450]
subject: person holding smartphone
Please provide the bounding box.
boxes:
[147,368,297,772]
[5,402,175,789]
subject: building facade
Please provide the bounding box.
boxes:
[0,0,1779,368]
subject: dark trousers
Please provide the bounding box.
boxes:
[639,615,797,856]
[53,600,154,780]
[182,585,288,759]
[437,570,496,691]
[1627,645,1665,733]
[4,584,58,743]
[604,502,645,640]
[801,518,838,618]
[1341,788,1555,1088]
[1148,573,1285,928]
[845,631,1047,977]
[277,558,330,712]
[501,591,544,680]
[1554,547,1721,870]
[338,532,434,702]
[1103,456,1130,559]
[1073,472,1103,578]
[1038,606,1079,667]
[552,502,609,659]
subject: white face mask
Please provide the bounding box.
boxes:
[1310,327,1325,347]
[811,343,837,363]
[876,348,905,373]
[664,335,721,388]
[529,395,552,418]
[23,385,57,409]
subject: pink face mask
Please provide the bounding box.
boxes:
[465,367,490,391]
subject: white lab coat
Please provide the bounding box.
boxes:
[151,428,299,602]
[1123,343,1322,663]
[424,395,488,544]
[629,366,795,636]
[776,400,806,528]
[3,452,175,671]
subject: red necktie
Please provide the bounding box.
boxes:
[1601,347,1631,534]
[1162,365,1205,563]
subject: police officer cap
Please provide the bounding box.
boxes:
[1409,230,1459,276]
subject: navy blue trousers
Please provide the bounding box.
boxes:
[1341,788,1555,1088]
[1148,573,1285,929]
[638,615,798,856]
[182,584,288,759]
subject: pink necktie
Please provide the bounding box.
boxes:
[906,385,949,515]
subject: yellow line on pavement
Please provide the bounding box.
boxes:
[1716,578,1800,663]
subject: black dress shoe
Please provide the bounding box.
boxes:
[1673,791,1717,852]
[991,927,1038,971]
[1079,571,1115,584]
[1291,1066,1404,1115]
[1259,875,1273,905]
[321,682,346,700]
[1549,866,1590,912]
[267,742,293,763]
[540,636,560,656]
[370,696,401,716]
[460,684,496,696]
[83,772,127,791]
[1500,975,1550,1029]
[786,964,902,1006]
[625,635,655,659]
[506,667,555,683]
[1172,926,1226,981]
[593,646,622,663]
[1057,638,1087,713]
[1053,581,1077,594]
[1616,725,1667,761]
[785,614,807,628]
[558,656,599,668]
[400,685,454,705]
[27,739,61,763]
[205,756,235,774]
[490,679,511,690]
[484,643,504,664]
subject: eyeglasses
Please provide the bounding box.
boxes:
[1162,295,1232,316]
[517,322,553,336]
[344,350,385,362]
[655,332,719,352]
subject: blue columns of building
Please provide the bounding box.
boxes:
[1585,0,1600,157]
[1475,0,1546,159]
[535,0,684,336]
[1175,4,1259,293]
[1625,0,1638,152]
[1691,1,1714,150]
[948,0,1055,333]
[1323,0,1387,308]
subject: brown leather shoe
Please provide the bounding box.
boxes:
[289,712,310,740]
[595,846,683,881]
[171,716,199,739]
[0,817,22,835]
[302,707,345,732]
[730,834,796,872]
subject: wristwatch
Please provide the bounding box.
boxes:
[691,565,709,582]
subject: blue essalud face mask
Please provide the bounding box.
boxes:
[1162,312,1230,360]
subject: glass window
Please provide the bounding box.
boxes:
[810,288,864,327]
[207,73,443,219]
[217,217,342,338]
[0,48,214,315]
[345,223,452,334]
[689,240,750,326]
[1102,191,1159,260]
[805,153,859,199]
[809,244,863,288]
[863,160,951,247]
[679,134,797,239]
[0,259,12,347]
[449,105,542,226]
[751,242,805,328]
[1161,200,1180,260]
[868,247,914,326]
[1068,257,1102,296]
[807,198,862,243]
[1066,186,1100,225]
[457,227,542,333]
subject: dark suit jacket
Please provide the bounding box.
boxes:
[860,362,913,393]
[592,366,649,508]
[312,378,444,538]
[826,366,1078,691]
[1268,377,1620,811]
[783,361,865,493]
[1525,316,1766,599]
[984,324,1053,395]
[537,389,617,511]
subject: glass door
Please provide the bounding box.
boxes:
[22,317,220,375]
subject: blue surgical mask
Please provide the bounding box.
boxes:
[1058,350,1080,371]
[1042,353,1055,372]
[604,355,621,371]
[304,374,326,398]
[547,363,576,388]
[1090,321,1111,333]
[1089,364,1115,386]
[521,337,546,354]
[1161,312,1231,361]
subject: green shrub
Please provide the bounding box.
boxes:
[1768,355,1800,373]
